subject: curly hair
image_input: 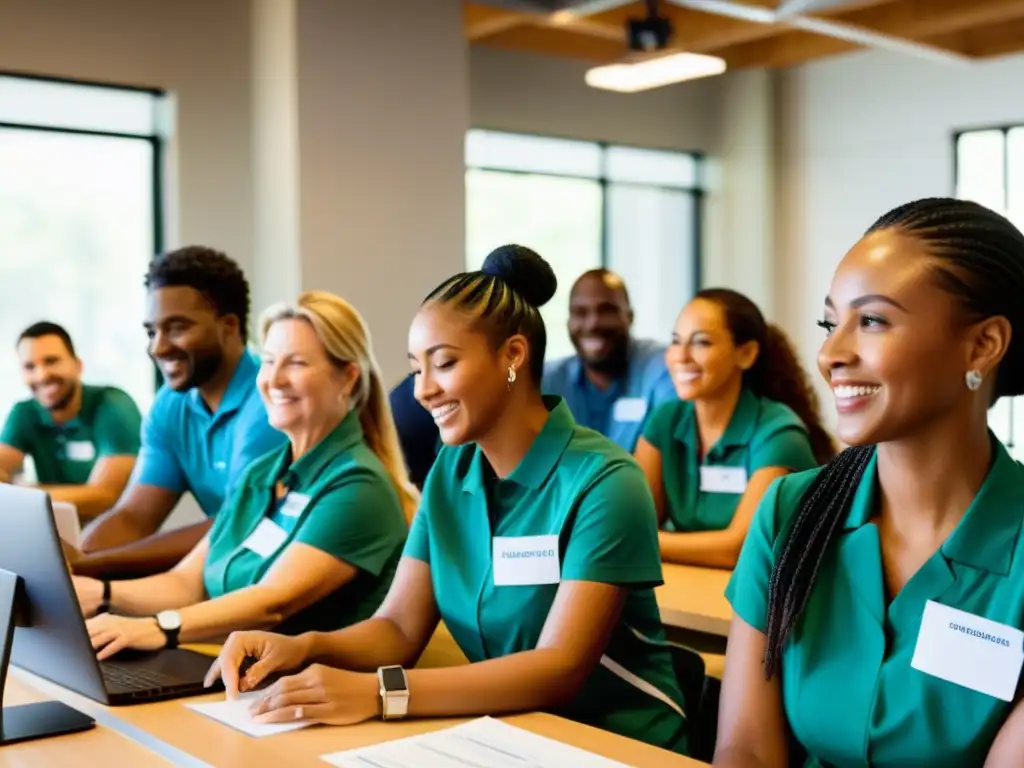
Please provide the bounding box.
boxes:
[696,288,835,464]
[144,246,251,343]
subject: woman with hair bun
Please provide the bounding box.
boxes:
[717,198,1024,767]
[206,245,688,755]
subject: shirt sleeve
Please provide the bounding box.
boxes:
[640,400,676,452]
[134,396,188,492]
[725,476,785,633]
[751,426,818,473]
[92,390,143,457]
[561,461,664,587]
[294,471,407,576]
[402,503,431,563]
[0,402,33,454]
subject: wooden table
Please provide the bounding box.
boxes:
[2,676,172,767]
[5,629,706,767]
[656,564,733,637]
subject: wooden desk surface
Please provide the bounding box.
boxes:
[656,564,733,637]
[9,630,706,767]
[2,677,171,767]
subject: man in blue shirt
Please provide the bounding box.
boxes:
[72,247,285,578]
[543,269,675,452]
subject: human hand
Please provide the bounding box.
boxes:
[87,613,164,660]
[62,540,83,571]
[204,630,312,698]
[247,664,379,726]
[73,575,104,617]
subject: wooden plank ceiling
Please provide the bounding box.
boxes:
[465,0,1024,70]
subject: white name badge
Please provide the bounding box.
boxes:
[700,466,747,494]
[279,492,311,518]
[242,518,289,559]
[612,397,648,424]
[493,535,561,587]
[66,441,96,462]
[911,600,1024,702]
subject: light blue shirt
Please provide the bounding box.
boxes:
[542,338,675,452]
[135,351,285,516]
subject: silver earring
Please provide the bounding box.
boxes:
[966,369,983,391]
[507,366,517,391]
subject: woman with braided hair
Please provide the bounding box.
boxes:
[716,198,1024,767]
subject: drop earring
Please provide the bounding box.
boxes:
[966,369,983,391]
[507,366,517,391]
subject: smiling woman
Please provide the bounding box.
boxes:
[71,290,413,658]
[633,288,832,569]
[205,245,690,757]
[715,198,1024,768]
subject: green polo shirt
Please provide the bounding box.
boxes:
[202,411,407,636]
[404,397,687,754]
[727,437,1024,767]
[642,389,817,532]
[0,385,142,484]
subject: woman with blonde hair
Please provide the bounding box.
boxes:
[72,291,414,659]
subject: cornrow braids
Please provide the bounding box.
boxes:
[424,245,557,386]
[763,197,1024,677]
[763,445,874,677]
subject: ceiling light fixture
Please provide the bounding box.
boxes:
[585,51,727,92]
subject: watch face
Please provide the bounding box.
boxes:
[381,666,408,692]
[156,610,182,631]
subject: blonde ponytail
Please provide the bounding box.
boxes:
[260,291,420,523]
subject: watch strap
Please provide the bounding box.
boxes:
[98,580,111,614]
[156,617,180,650]
[377,666,409,720]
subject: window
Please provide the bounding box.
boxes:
[465,130,702,361]
[0,73,167,431]
[954,126,1024,457]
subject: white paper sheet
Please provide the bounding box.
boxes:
[186,690,315,738]
[321,716,631,768]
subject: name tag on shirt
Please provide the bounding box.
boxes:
[66,441,96,462]
[493,535,560,587]
[279,492,311,518]
[243,518,289,559]
[911,600,1024,701]
[700,466,747,494]
[612,397,648,423]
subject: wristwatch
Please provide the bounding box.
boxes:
[155,610,182,649]
[377,665,409,720]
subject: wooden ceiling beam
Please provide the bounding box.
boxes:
[927,15,1024,58]
[464,5,529,41]
[833,0,1024,39]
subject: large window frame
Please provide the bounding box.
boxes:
[0,70,168,398]
[953,124,1024,455]
[466,127,704,286]
[465,128,704,360]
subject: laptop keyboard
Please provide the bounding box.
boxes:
[101,662,184,694]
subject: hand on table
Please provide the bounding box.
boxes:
[247,664,378,726]
[204,630,312,697]
[87,613,164,660]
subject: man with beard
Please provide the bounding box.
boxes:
[543,269,674,452]
[0,322,142,520]
[71,246,285,579]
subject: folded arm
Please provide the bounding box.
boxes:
[40,455,137,521]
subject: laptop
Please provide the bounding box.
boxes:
[0,484,223,705]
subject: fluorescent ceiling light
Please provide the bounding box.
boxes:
[585,52,727,93]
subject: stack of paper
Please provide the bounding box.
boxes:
[321,717,632,767]
[186,691,315,738]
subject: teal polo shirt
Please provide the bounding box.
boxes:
[0,385,142,484]
[643,389,818,532]
[404,397,687,753]
[728,436,1024,767]
[203,411,407,635]
[135,352,285,516]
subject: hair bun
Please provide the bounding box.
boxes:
[481,245,557,308]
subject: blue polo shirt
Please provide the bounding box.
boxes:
[135,352,285,517]
[542,338,675,453]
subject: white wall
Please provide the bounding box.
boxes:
[774,49,1024,420]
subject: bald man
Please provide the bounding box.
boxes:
[542,269,675,451]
